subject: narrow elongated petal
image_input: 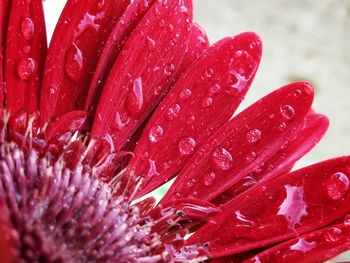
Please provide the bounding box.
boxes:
[244,222,350,263]
[187,156,350,258]
[40,0,129,124]
[85,0,157,114]
[4,0,46,114]
[178,23,209,75]
[0,0,11,106]
[212,112,329,205]
[162,82,313,203]
[127,33,262,198]
[91,0,193,150]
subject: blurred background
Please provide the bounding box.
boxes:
[42,0,350,261]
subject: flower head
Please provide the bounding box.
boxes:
[0,0,349,262]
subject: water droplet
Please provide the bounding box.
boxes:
[246,129,262,143]
[180,88,192,100]
[125,77,144,118]
[49,84,58,95]
[158,19,165,27]
[187,178,196,187]
[146,36,156,51]
[149,125,163,143]
[204,172,216,186]
[164,63,175,76]
[324,227,342,243]
[167,23,174,32]
[17,57,36,81]
[212,147,233,171]
[23,45,31,54]
[114,112,131,130]
[231,50,256,80]
[204,68,214,78]
[209,84,221,95]
[147,159,160,177]
[186,115,195,125]
[324,172,349,200]
[201,97,213,108]
[280,105,295,120]
[65,44,84,83]
[246,151,257,162]
[279,122,287,131]
[167,104,180,120]
[178,137,196,155]
[21,17,34,40]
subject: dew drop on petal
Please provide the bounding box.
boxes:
[209,84,221,95]
[167,104,180,120]
[179,88,192,100]
[280,105,295,120]
[21,17,34,40]
[146,36,156,51]
[164,63,175,76]
[204,68,214,78]
[187,178,196,187]
[49,84,58,95]
[125,77,144,118]
[231,50,256,80]
[279,122,287,132]
[149,125,163,143]
[178,137,196,155]
[324,172,349,200]
[201,97,213,109]
[204,172,216,186]
[186,115,195,125]
[212,146,233,171]
[17,57,36,81]
[246,129,262,143]
[324,227,342,243]
[65,44,84,83]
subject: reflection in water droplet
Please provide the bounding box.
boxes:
[280,105,295,120]
[209,84,221,95]
[246,129,262,143]
[277,185,307,228]
[180,88,192,100]
[125,77,144,118]
[324,172,349,200]
[212,147,233,171]
[17,57,36,81]
[178,137,196,155]
[149,125,163,143]
[204,172,216,186]
[147,159,159,177]
[290,238,316,253]
[324,227,342,243]
[167,104,180,120]
[164,63,175,76]
[279,122,287,131]
[201,97,213,109]
[65,44,84,82]
[49,84,58,95]
[146,36,156,51]
[21,17,34,40]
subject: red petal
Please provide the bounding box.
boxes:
[127,33,262,198]
[4,0,46,114]
[90,0,193,150]
[187,156,350,258]
[212,112,329,205]
[178,23,209,75]
[0,0,11,106]
[85,0,157,114]
[40,0,130,124]
[244,222,350,263]
[162,82,314,203]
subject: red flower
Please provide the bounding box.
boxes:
[0,0,348,262]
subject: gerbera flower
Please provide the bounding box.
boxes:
[0,0,349,262]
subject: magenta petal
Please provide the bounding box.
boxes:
[162,82,314,203]
[90,0,193,151]
[126,33,262,198]
[85,0,157,114]
[40,0,129,124]
[4,0,47,114]
[212,112,329,205]
[187,156,350,258]
[244,222,350,263]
